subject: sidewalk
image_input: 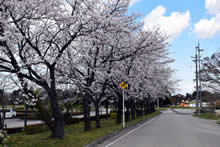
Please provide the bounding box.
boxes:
[72,109,111,118]
[4,118,43,129]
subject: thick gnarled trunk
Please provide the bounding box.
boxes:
[95,102,101,128]
[116,96,122,124]
[48,67,64,138]
[83,93,91,131]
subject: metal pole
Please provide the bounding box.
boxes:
[122,89,125,128]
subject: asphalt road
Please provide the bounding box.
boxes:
[99,109,220,147]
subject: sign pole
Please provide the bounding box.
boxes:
[123,89,125,128]
[119,81,127,128]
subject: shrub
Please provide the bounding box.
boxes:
[24,124,48,134]
[89,114,110,121]
[15,107,24,111]
[0,130,9,146]
[17,113,39,120]
[70,118,80,124]
[7,127,23,134]
[64,113,80,125]
[110,112,117,119]
[72,112,83,116]
[33,111,42,120]
[64,112,72,125]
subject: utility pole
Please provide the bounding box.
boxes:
[196,43,203,111]
[192,45,199,115]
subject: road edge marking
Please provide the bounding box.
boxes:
[105,114,161,147]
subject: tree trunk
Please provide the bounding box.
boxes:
[140,106,143,116]
[105,101,109,116]
[36,100,55,135]
[95,102,101,128]
[116,96,122,124]
[48,67,64,139]
[83,93,91,131]
[24,103,28,127]
[131,99,135,120]
[106,105,108,116]
[0,112,2,130]
[125,106,130,122]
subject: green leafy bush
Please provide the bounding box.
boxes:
[7,127,23,134]
[24,124,48,134]
[0,130,9,146]
[64,112,80,125]
[110,112,117,119]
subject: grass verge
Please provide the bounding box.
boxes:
[194,112,220,120]
[156,107,169,111]
[171,106,196,109]
[7,111,160,147]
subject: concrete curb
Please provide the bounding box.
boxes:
[84,112,161,147]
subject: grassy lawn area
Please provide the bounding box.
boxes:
[194,113,220,120]
[7,111,160,147]
[156,107,170,111]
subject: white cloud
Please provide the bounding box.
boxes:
[205,0,220,15]
[129,0,141,7]
[143,5,190,41]
[177,82,194,95]
[194,13,220,39]
[194,0,220,39]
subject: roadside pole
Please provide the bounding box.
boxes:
[119,81,127,128]
[122,89,125,128]
[192,44,199,115]
[197,43,203,111]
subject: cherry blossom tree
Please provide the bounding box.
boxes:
[0,0,177,138]
[56,0,141,130]
[0,0,115,138]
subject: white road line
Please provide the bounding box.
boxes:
[105,115,161,147]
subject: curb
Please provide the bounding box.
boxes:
[84,111,161,147]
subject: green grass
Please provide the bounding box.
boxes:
[156,107,169,111]
[216,120,220,125]
[194,113,220,120]
[7,111,160,147]
[171,106,196,109]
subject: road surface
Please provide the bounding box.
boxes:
[99,109,220,147]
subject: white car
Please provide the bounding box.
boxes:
[0,108,16,118]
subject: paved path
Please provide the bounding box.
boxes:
[99,109,220,147]
[72,109,111,118]
[4,118,43,128]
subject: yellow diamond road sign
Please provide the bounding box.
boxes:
[120,82,127,90]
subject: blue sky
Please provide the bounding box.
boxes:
[128,0,220,95]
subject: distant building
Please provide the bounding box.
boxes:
[216,100,220,109]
